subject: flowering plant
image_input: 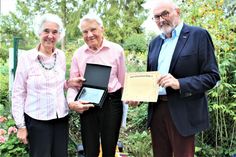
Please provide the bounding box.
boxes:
[0,115,28,157]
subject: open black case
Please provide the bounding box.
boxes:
[74,63,111,107]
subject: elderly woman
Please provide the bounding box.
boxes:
[11,13,94,157]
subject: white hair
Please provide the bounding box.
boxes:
[33,13,65,41]
[78,13,103,31]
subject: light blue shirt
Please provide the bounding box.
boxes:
[158,22,183,95]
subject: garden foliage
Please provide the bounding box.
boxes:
[0,0,235,156]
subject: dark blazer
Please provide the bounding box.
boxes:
[147,24,220,136]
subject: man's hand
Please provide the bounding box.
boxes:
[125,101,140,107]
[69,101,94,113]
[158,73,180,90]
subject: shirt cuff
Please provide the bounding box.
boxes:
[16,123,26,129]
[67,88,78,104]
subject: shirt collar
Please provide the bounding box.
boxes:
[160,22,183,40]
[84,39,110,53]
[31,44,58,60]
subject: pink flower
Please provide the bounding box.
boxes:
[0,135,6,143]
[0,116,7,123]
[0,129,6,136]
[8,126,17,135]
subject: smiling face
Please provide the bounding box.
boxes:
[153,1,180,37]
[80,20,104,51]
[39,21,60,54]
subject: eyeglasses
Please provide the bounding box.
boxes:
[152,10,170,21]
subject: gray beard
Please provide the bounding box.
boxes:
[160,26,174,36]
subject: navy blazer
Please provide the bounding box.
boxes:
[147,24,220,136]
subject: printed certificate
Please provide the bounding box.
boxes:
[122,71,160,102]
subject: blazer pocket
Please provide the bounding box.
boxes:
[175,53,199,75]
[179,51,197,60]
[186,97,206,126]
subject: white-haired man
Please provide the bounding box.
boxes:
[67,13,126,157]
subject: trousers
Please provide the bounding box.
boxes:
[150,100,195,157]
[25,114,69,157]
[80,89,123,157]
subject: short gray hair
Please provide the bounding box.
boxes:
[78,13,103,31]
[33,13,65,41]
[144,0,179,12]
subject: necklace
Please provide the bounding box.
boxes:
[38,54,57,70]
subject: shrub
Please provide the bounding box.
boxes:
[123,131,152,157]
[0,59,9,106]
[125,51,147,72]
[0,59,28,157]
[0,115,28,157]
[123,34,147,53]
[0,47,8,62]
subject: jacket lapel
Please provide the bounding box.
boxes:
[169,24,190,73]
[153,37,164,71]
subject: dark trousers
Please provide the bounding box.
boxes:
[80,89,123,157]
[25,114,69,157]
[150,100,195,157]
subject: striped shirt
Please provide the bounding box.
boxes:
[12,46,68,126]
[67,39,126,103]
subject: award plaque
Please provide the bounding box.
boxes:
[75,63,111,107]
[77,87,105,104]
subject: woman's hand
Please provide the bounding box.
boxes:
[17,128,28,144]
[67,77,85,88]
[69,100,94,113]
